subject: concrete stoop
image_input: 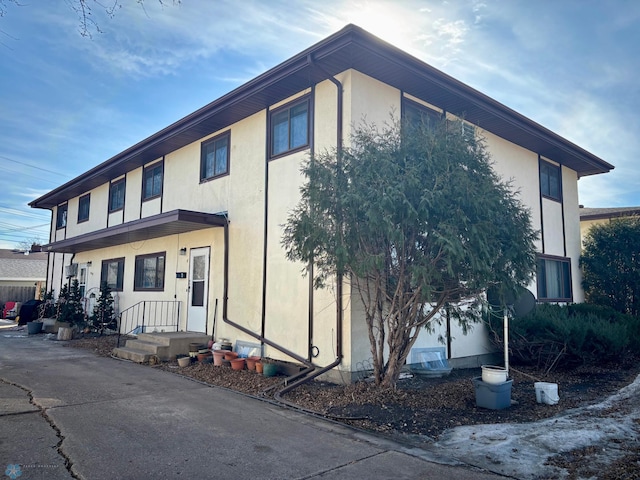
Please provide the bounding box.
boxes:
[112,332,211,363]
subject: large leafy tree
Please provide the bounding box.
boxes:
[581,217,640,316]
[283,116,538,389]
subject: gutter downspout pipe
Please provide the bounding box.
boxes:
[223,55,345,391]
[221,220,314,368]
[276,57,345,396]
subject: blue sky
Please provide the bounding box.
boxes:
[1,0,639,249]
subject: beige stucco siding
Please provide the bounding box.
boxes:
[481,130,543,251]
[562,166,584,302]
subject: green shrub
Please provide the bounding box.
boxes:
[487,303,636,372]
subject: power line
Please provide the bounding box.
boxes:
[0,166,65,186]
[0,221,49,232]
[0,155,69,178]
[0,206,50,220]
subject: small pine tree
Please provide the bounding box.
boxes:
[90,281,115,334]
[57,279,85,327]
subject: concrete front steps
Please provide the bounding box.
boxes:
[112,332,211,363]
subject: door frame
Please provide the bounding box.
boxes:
[186,246,211,333]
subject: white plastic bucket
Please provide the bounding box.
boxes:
[481,365,508,384]
[535,382,559,405]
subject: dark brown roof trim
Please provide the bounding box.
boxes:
[30,24,613,210]
[579,206,640,221]
[42,209,227,254]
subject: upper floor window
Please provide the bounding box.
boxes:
[270,97,310,158]
[537,255,572,302]
[134,252,165,291]
[403,98,442,131]
[56,204,68,229]
[540,160,561,202]
[109,179,126,212]
[77,194,90,223]
[101,257,124,291]
[201,132,230,181]
[143,162,163,201]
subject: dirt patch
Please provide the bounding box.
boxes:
[66,335,640,479]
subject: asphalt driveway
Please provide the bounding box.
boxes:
[0,330,502,480]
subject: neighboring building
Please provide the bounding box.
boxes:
[29,25,613,380]
[579,206,640,245]
[0,249,47,305]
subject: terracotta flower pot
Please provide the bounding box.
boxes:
[230,358,245,371]
[246,356,260,370]
[224,351,239,361]
[255,362,263,374]
[177,356,190,367]
[197,352,212,362]
[213,350,225,366]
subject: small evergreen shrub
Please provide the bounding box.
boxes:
[487,303,636,372]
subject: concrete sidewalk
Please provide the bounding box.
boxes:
[0,331,504,480]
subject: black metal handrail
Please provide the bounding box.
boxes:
[116,300,181,347]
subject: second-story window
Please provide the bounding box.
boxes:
[109,179,125,212]
[402,98,442,131]
[56,204,68,229]
[77,194,90,223]
[540,160,561,202]
[143,162,163,201]
[201,132,230,182]
[270,97,310,158]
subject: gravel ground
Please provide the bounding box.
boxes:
[66,334,640,479]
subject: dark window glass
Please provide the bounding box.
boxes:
[403,99,442,131]
[101,258,124,291]
[191,281,205,307]
[77,194,90,223]
[540,160,561,201]
[143,163,163,200]
[109,179,125,212]
[134,252,165,291]
[56,204,68,229]
[270,98,310,157]
[536,256,572,301]
[200,133,230,181]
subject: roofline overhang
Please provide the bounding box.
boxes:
[42,209,227,254]
[580,209,640,221]
[30,24,614,210]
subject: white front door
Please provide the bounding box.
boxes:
[186,247,210,333]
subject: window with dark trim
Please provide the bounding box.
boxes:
[109,179,126,212]
[200,132,230,181]
[101,257,124,292]
[540,160,561,201]
[536,255,572,302]
[134,252,165,291]
[56,204,68,229]
[142,162,163,201]
[77,194,90,223]
[403,98,442,130]
[270,97,310,158]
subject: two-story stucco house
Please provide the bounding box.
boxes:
[30,25,613,382]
